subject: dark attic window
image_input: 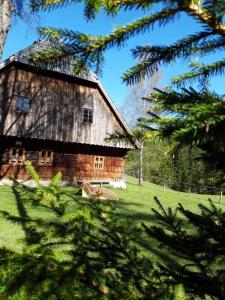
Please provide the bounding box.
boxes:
[83,108,93,123]
[16,96,30,113]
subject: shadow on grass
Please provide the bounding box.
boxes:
[8,182,190,265]
[11,182,34,244]
[56,188,192,228]
[115,199,143,207]
[0,182,158,299]
[113,210,160,223]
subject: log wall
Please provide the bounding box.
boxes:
[0,136,127,182]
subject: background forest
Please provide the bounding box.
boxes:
[121,78,225,195]
[125,142,224,194]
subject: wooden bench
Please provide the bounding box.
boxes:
[81,182,118,201]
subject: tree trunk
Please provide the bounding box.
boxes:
[0,0,14,60]
[139,142,144,186]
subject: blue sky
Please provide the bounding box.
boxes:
[3,4,224,107]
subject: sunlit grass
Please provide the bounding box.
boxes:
[0,176,222,252]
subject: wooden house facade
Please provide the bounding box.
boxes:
[0,41,137,187]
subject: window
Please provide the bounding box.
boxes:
[39,150,53,165]
[83,108,93,123]
[94,156,104,169]
[16,96,30,113]
[9,148,26,164]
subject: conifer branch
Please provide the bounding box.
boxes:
[185,2,225,36]
[122,31,214,84]
[29,0,225,84]
[172,59,225,85]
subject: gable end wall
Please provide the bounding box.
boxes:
[0,65,134,149]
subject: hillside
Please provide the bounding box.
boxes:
[0,176,222,252]
[116,176,221,217]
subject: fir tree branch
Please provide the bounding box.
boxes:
[122,31,214,84]
[40,7,181,49]
[38,7,181,74]
[185,1,225,37]
[172,59,225,85]
[31,0,156,14]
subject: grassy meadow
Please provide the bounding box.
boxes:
[0,176,222,254]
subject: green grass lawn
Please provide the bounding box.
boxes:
[115,176,221,222]
[0,176,222,252]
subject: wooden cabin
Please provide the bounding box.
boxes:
[0,41,137,188]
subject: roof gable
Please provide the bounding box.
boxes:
[0,40,98,82]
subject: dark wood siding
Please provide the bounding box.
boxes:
[0,137,127,182]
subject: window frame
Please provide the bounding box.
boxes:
[83,108,93,124]
[9,147,26,165]
[38,150,54,166]
[94,156,104,169]
[16,96,30,114]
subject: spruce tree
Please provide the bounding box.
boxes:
[144,197,225,299]
[143,87,225,171]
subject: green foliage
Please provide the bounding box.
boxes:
[0,174,224,299]
[0,164,159,299]
[25,160,64,214]
[31,0,152,15]
[174,284,187,300]
[126,141,223,193]
[144,88,225,172]
[25,160,41,187]
[50,171,62,189]
[29,0,225,86]
[144,197,225,299]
